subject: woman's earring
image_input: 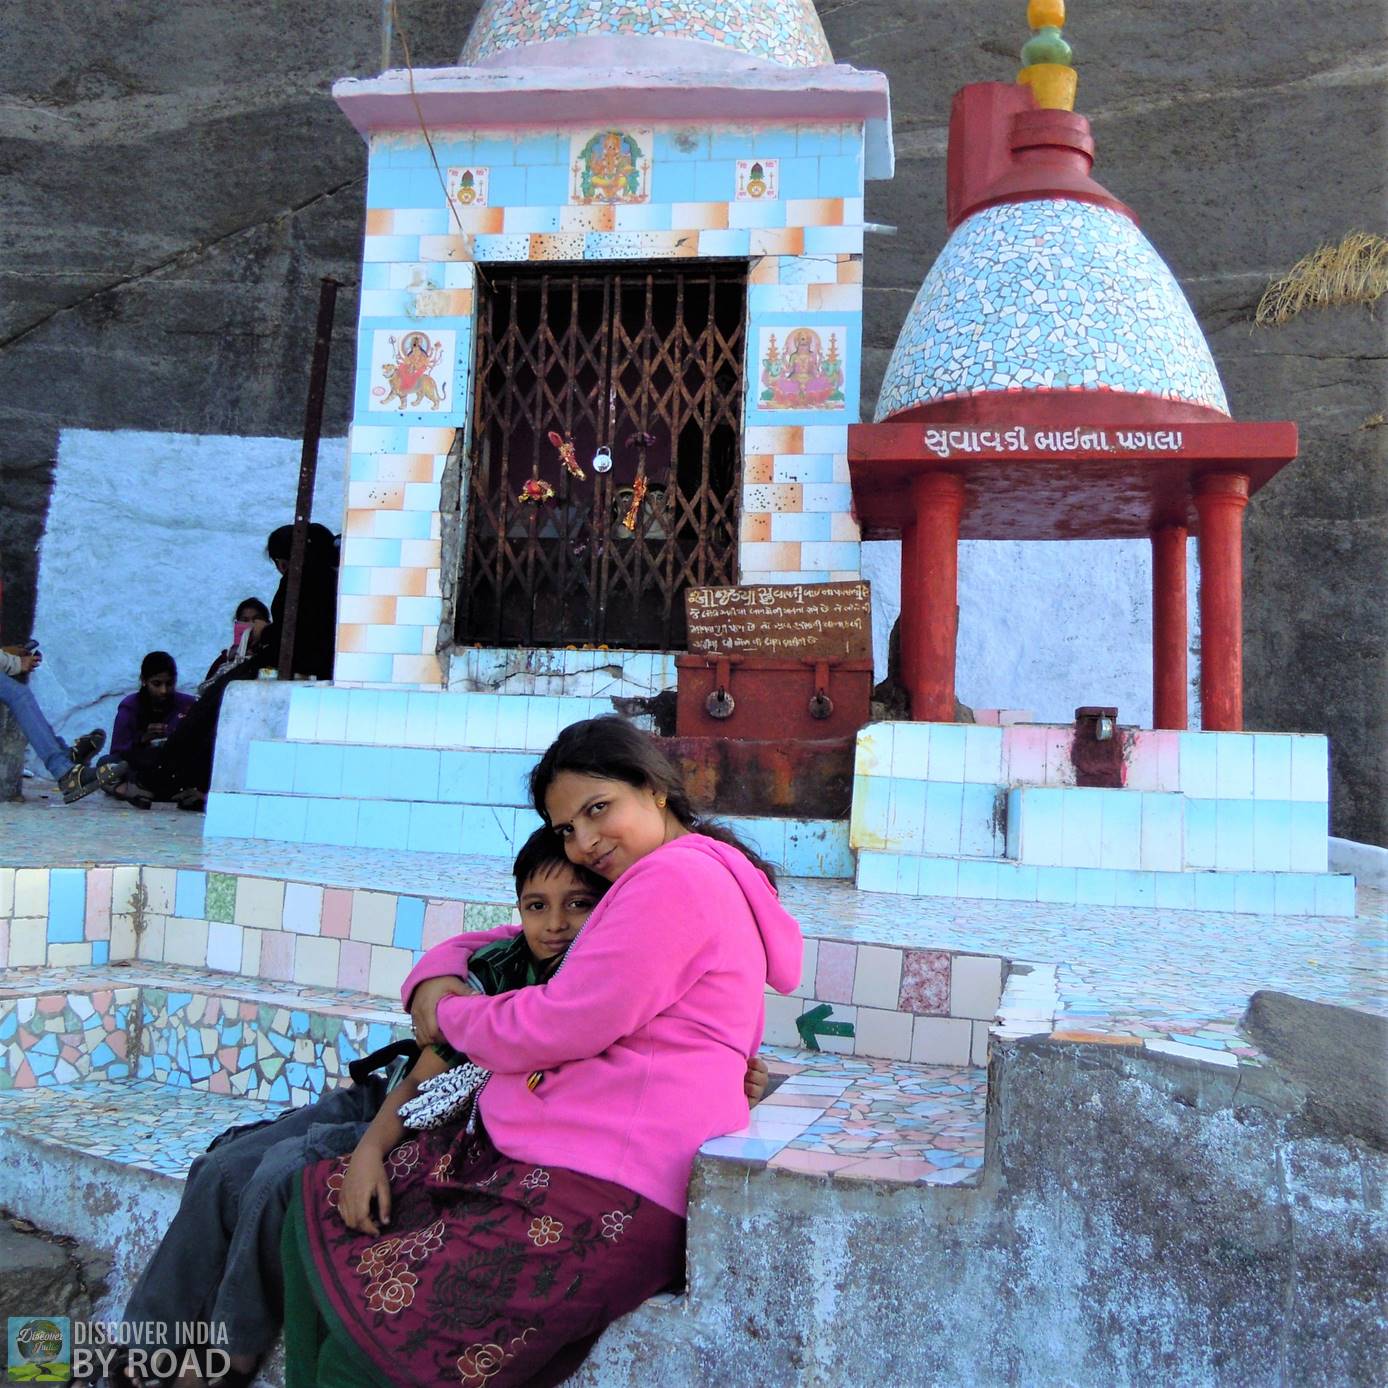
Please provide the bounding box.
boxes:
[655,794,667,809]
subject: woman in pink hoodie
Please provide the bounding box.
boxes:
[281,718,803,1388]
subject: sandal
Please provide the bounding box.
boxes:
[60,761,126,804]
[70,728,106,764]
[174,788,207,812]
[115,779,154,810]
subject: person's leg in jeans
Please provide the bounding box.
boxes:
[122,1080,385,1372]
[0,671,71,778]
[210,1097,382,1368]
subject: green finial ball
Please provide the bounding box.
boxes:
[1021,25,1073,66]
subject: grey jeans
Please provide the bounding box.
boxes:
[123,1078,387,1359]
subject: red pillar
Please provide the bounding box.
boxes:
[901,472,966,722]
[1150,523,1189,729]
[1193,472,1250,731]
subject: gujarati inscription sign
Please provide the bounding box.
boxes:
[685,582,872,661]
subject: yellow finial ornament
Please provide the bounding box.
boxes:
[1019,0,1077,110]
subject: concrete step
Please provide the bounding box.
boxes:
[853,848,1356,915]
[1006,785,1186,872]
[207,782,854,878]
[0,1049,987,1378]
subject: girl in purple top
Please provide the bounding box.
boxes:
[108,651,196,809]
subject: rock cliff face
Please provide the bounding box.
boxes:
[2,1,1382,840]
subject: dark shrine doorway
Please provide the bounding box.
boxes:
[456,262,747,650]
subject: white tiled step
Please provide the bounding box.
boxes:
[208,789,853,878]
[1007,786,1185,871]
[285,686,635,752]
[244,739,541,806]
[854,850,1356,917]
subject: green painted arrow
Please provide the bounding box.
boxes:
[796,1002,855,1052]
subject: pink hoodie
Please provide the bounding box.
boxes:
[400,833,803,1216]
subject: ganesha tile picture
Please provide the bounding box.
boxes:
[759,325,848,411]
[368,329,456,412]
[569,128,652,205]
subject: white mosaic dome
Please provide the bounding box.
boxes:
[461,0,834,69]
[875,198,1230,421]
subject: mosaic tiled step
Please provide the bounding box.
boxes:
[701,1046,987,1186]
[0,963,407,1103]
[0,1076,287,1179]
[854,849,1357,917]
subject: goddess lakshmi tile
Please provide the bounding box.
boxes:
[758,326,848,411]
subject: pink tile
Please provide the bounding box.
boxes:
[833,1157,942,1184]
[259,931,296,983]
[85,868,113,938]
[1043,726,1075,784]
[423,899,465,950]
[768,1148,859,1176]
[1155,731,1181,790]
[322,889,353,939]
[1004,725,1047,784]
[898,949,951,1014]
[814,940,856,1003]
[1124,731,1158,791]
[338,939,372,991]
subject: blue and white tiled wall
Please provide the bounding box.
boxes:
[850,722,1354,916]
[340,120,869,688]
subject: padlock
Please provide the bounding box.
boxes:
[592,446,613,474]
[808,660,833,719]
[705,688,735,719]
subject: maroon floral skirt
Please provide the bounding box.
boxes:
[292,1121,685,1387]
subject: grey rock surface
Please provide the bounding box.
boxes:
[0,1213,111,1332]
[1,0,1383,838]
[1242,989,1388,1148]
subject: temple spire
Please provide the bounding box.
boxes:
[1018,0,1077,110]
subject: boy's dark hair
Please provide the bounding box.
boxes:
[527,716,778,887]
[512,824,608,899]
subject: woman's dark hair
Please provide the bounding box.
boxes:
[266,523,338,565]
[512,825,608,900]
[527,717,778,887]
[236,597,270,622]
[140,650,177,683]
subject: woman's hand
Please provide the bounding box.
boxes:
[744,1054,769,1104]
[339,1147,391,1236]
[410,975,476,1045]
[18,652,41,674]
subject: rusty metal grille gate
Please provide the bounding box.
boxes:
[456,263,747,649]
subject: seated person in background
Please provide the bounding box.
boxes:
[0,641,121,802]
[106,651,197,810]
[116,827,765,1388]
[201,597,270,692]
